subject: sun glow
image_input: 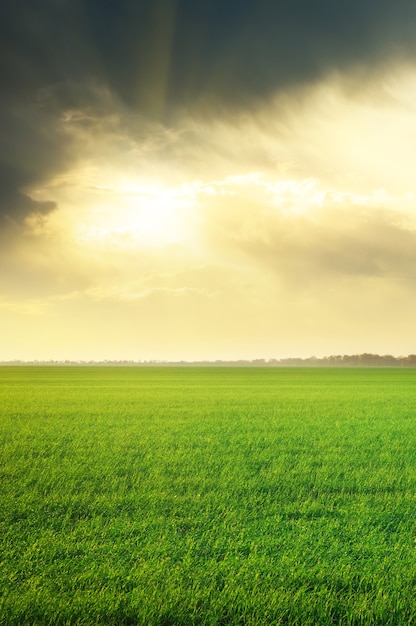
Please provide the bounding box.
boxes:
[75,180,195,249]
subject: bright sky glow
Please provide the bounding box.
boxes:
[73,181,194,249]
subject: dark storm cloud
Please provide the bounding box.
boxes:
[1,0,416,222]
[168,0,416,110]
[2,0,416,110]
[0,96,68,224]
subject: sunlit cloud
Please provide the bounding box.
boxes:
[3,61,416,359]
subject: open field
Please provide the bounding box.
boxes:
[1,366,416,625]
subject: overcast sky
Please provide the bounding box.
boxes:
[2,0,416,361]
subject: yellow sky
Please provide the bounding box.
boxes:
[2,64,416,360]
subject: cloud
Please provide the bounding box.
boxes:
[2,0,416,228]
[3,0,416,112]
[0,96,70,226]
[4,64,416,298]
[83,284,212,302]
[3,48,416,359]
[69,0,416,112]
[193,175,416,288]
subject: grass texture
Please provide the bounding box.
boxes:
[1,366,416,625]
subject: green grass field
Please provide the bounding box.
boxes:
[1,366,416,625]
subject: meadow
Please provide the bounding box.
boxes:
[0,366,415,625]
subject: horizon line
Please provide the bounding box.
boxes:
[2,353,416,367]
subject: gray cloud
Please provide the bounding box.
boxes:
[3,0,415,111]
[0,96,70,224]
[46,0,416,116]
[1,0,416,225]
[199,189,416,287]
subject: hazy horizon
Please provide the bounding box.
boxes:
[2,1,416,361]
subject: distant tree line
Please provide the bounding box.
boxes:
[2,354,416,366]
[269,354,416,367]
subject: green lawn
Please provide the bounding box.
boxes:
[1,366,416,625]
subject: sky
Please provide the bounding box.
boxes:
[2,0,416,361]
